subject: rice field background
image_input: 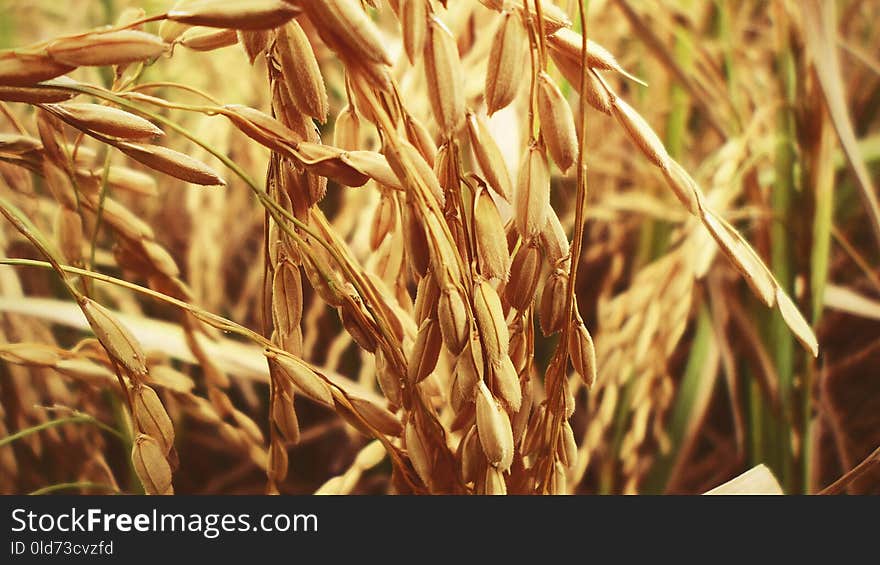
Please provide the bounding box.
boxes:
[0,0,878,495]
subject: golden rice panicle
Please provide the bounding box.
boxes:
[238,30,270,63]
[275,20,329,123]
[0,51,74,86]
[424,16,465,137]
[536,71,578,173]
[179,27,239,52]
[466,112,513,202]
[47,30,167,67]
[437,285,469,355]
[475,382,514,472]
[775,288,819,358]
[405,418,433,488]
[167,0,301,30]
[46,103,164,140]
[334,104,361,151]
[485,10,527,116]
[115,142,226,186]
[473,186,511,281]
[302,0,392,66]
[267,351,334,407]
[611,96,670,170]
[473,279,509,368]
[132,384,175,454]
[272,389,301,444]
[539,270,568,335]
[505,242,542,312]
[131,434,173,495]
[79,296,148,377]
[407,317,442,384]
[401,0,427,64]
[514,142,551,241]
[569,318,597,389]
[484,466,507,494]
[493,355,522,413]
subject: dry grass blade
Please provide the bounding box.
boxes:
[802,0,880,252]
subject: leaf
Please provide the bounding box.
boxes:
[802,0,880,252]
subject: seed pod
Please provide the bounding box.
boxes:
[460,425,483,484]
[401,0,427,64]
[115,142,226,186]
[0,343,60,366]
[223,104,301,155]
[302,0,392,65]
[475,382,514,471]
[403,203,430,279]
[55,358,116,385]
[267,439,289,482]
[276,20,328,123]
[568,320,596,389]
[349,396,403,437]
[179,27,239,51]
[511,376,533,445]
[339,301,379,353]
[80,297,147,377]
[132,385,175,454]
[507,320,529,375]
[303,258,345,309]
[131,434,173,495]
[375,348,403,407]
[238,30,270,63]
[46,103,163,140]
[404,114,437,168]
[333,104,360,151]
[485,11,526,115]
[537,71,578,172]
[540,207,570,265]
[57,208,83,263]
[167,0,301,30]
[550,461,567,495]
[473,187,510,281]
[296,142,369,187]
[660,159,702,216]
[455,332,484,400]
[514,143,550,241]
[493,355,522,413]
[388,140,444,206]
[466,112,513,202]
[552,53,613,114]
[0,83,76,104]
[539,271,567,335]
[405,419,433,487]
[47,30,167,66]
[370,194,397,250]
[424,16,464,136]
[484,466,507,495]
[437,286,469,354]
[272,390,301,444]
[547,28,630,74]
[342,151,401,190]
[407,317,442,384]
[506,242,542,311]
[268,352,334,406]
[560,420,578,468]
[271,261,303,341]
[611,97,670,170]
[473,279,509,368]
[0,51,74,86]
[102,165,158,197]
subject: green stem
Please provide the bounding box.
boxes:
[0,414,125,448]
